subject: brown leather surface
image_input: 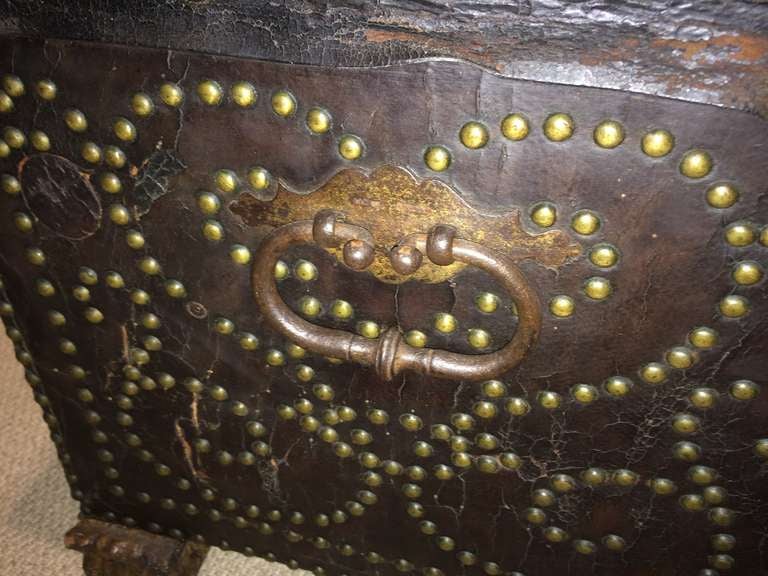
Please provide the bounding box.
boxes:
[0,37,766,576]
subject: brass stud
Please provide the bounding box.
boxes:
[100,172,122,194]
[672,413,700,435]
[64,109,88,132]
[313,383,335,401]
[130,93,154,117]
[761,226,768,247]
[650,477,677,495]
[708,507,735,527]
[543,113,575,142]
[530,202,557,228]
[475,432,499,450]
[473,400,497,419]
[48,310,66,326]
[550,474,577,493]
[2,74,24,97]
[286,343,306,359]
[81,142,102,164]
[450,435,471,452]
[0,91,12,113]
[583,277,612,300]
[732,260,763,285]
[338,134,364,161]
[329,299,353,320]
[641,129,674,157]
[573,540,597,555]
[356,320,380,338]
[689,387,718,410]
[34,78,56,101]
[543,526,569,543]
[159,83,184,107]
[724,221,756,246]
[640,362,668,385]
[196,80,223,106]
[754,438,768,459]
[247,167,271,191]
[482,380,507,398]
[679,494,705,511]
[165,280,186,298]
[293,259,318,281]
[105,272,124,288]
[666,346,696,369]
[434,312,457,334]
[467,328,491,349]
[459,121,489,149]
[271,90,296,117]
[538,390,562,410]
[451,412,475,430]
[79,266,98,284]
[405,329,427,347]
[612,469,638,487]
[499,452,522,470]
[14,211,33,232]
[266,349,285,367]
[109,204,131,225]
[719,295,749,318]
[72,285,91,302]
[549,295,575,318]
[3,126,25,148]
[581,467,607,486]
[672,440,702,462]
[476,455,500,474]
[399,413,423,432]
[202,220,224,242]
[710,534,736,552]
[225,244,251,265]
[230,82,257,107]
[571,384,598,404]
[0,141,9,157]
[680,149,713,179]
[501,113,529,141]
[475,292,499,313]
[689,465,718,485]
[571,210,601,235]
[104,146,126,169]
[306,107,332,134]
[689,327,718,349]
[133,290,151,305]
[367,408,389,425]
[59,338,77,355]
[113,117,137,142]
[593,120,625,149]
[138,256,161,275]
[706,183,739,209]
[238,333,259,350]
[29,130,50,151]
[36,278,55,297]
[532,488,556,507]
[589,244,619,268]
[730,379,759,401]
[505,397,531,416]
[1,174,20,195]
[214,317,235,335]
[424,146,451,172]
[214,169,238,193]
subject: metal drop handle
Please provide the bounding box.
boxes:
[252,210,542,381]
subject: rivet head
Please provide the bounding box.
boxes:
[680,149,713,179]
[570,210,601,235]
[706,183,739,209]
[710,534,736,552]
[612,469,638,487]
[230,81,257,107]
[679,494,705,511]
[732,260,763,285]
[505,397,531,416]
[473,400,497,419]
[3,74,24,97]
[357,320,380,339]
[36,79,57,100]
[581,467,607,486]
[29,130,50,152]
[130,92,154,117]
[532,488,556,507]
[474,292,499,313]
[14,211,33,232]
[689,465,718,485]
[0,90,12,113]
[530,202,557,228]
[330,299,353,320]
[730,379,759,401]
[689,327,718,349]
[467,328,491,349]
[239,333,259,351]
[640,362,668,385]
[482,380,507,398]
[298,296,321,317]
[593,120,625,149]
[434,312,457,334]
[451,412,475,430]
[543,113,575,142]
[306,107,332,134]
[641,129,675,157]
[404,330,427,347]
[196,192,220,215]
[689,387,719,409]
[549,295,575,317]
[100,172,122,194]
[202,220,224,242]
[4,126,25,148]
[229,244,251,265]
[672,413,700,435]
[459,121,489,149]
[573,540,597,555]
[708,507,735,527]
[247,167,271,190]
[719,295,749,318]
[138,256,161,275]
[81,142,102,164]
[761,226,768,247]
[650,477,677,495]
[538,390,562,410]
[550,474,577,493]
[583,276,612,300]
[666,346,695,369]
[113,117,137,142]
[1,174,20,195]
[571,383,598,404]
[159,83,184,107]
[294,259,318,281]
[64,109,88,132]
[754,438,768,458]
[724,222,756,246]
[109,204,131,225]
[271,90,296,117]
[0,141,10,157]
[104,146,126,169]
[589,244,619,268]
[338,134,364,160]
[543,526,569,543]
[501,113,530,141]
[672,440,702,462]
[197,80,223,106]
[424,146,451,172]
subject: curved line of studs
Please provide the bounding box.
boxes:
[0,72,764,574]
